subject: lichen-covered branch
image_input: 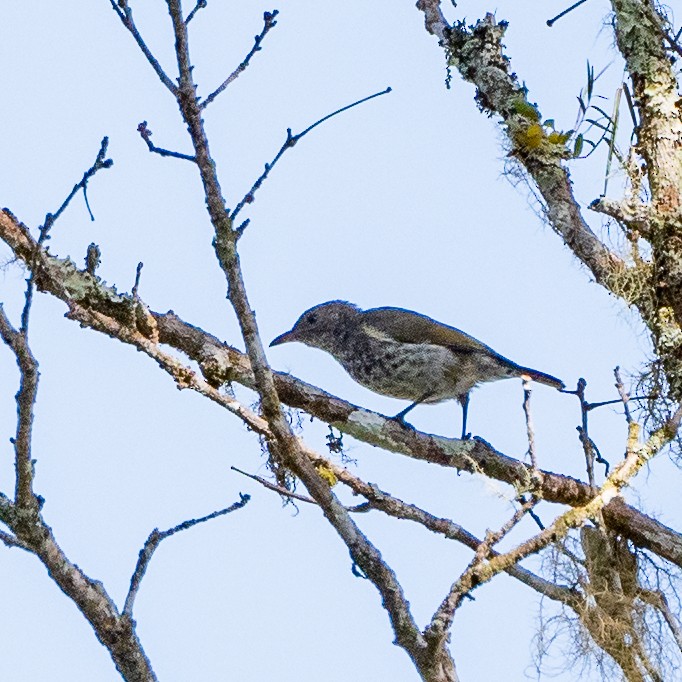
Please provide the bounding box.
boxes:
[3,208,682,573]
[610,0,682,403]
[423,409,682,677]
[417,2,682,411]
[426,12,626,286]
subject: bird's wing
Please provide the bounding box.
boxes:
[362,307,494,354]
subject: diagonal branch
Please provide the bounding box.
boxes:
[123,494,250,616]
[424,405,682,657]
[200,10,279,109]
[109,1,178,95]
[2,206,682,571]
[418,10,625,289]
[130,2,433,674]
[230,86,391,223]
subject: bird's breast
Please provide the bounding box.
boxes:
[333,337,482,402]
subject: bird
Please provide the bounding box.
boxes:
[270,301,565,438]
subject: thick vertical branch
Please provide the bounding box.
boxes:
[436,14,626,286]
[611,0,682,399]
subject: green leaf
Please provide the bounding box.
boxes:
[585,118,611,132]
[573,134,584,157]
[586,60,594,100]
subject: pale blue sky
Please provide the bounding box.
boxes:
[1,2,679,680]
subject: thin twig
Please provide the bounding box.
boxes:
[522,378,538,470]
[231,466,317,505]
[425,497,543,647]
[132,262,144,299]
[230,87,392,221]
[109,0,178,95]
[137,121,196,162]
[565,378,599,484]
[482,497,540,555]
[21,137,112,333]
[185,0,207,24]
[614,366,633,424]
[200,11,279,109]
[546,0,589,27]
[123,493,250,616]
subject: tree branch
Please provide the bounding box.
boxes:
[0,305,40,509]
[0,293,156,681]
[200,10,279,109]
[230,86,391,222]
[418,11,625,288]
[2,206,682,571]
[123,494,250,616]
[131,2,433,673]
[109,1,178,95]
[424,405,682,657]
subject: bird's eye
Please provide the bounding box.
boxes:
[306,314,318,325]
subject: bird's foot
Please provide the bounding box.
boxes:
[390,412,414,429]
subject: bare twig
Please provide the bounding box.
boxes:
[522,378,539,470]
[109,1,178,95]
[231,466,317,505]
[230,87,392,221]
[589,195,650,235]
[184,0,206,24]
[568,378,597,484]
[615,366,633,424]
[137,121,196,162]
[132,262,144,299]
[123,494,250,616]
[85,243,101,276]
[200,10,279,109]
[21,137,112,333]
[425,497,540,644]
[546,0,589,27]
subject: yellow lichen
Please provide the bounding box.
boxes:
[315,463,338,487]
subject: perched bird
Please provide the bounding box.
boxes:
[270,301,564,438]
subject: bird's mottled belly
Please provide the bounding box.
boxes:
[337,340,480,402]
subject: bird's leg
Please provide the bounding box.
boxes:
[458,393,471,439]
[392,393,432,425]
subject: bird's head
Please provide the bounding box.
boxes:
[270,300,361,352]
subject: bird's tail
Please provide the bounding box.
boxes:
[517,366,565,390]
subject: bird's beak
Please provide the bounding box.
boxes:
[269,330,296,347]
